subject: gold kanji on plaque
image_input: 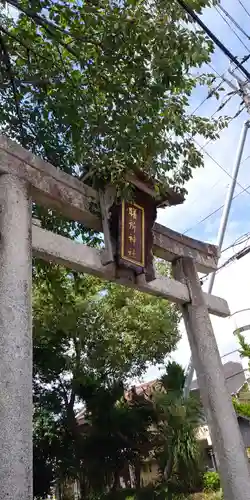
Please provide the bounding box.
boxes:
[128,206,137,220]
[129,220,136,232]
[120,201,145,267]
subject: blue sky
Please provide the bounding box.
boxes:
[143,0,250,383]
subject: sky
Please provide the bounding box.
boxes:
[143,0,250,384]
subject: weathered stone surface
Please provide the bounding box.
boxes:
[0,174,32,500]
[0,134,218,273]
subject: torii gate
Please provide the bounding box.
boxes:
[0,134,249,500]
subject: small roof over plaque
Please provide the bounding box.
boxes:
[80,167,184,208]
[125,170,184,208]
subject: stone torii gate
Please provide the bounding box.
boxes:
[0,134,249,500]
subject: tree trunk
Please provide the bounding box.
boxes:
[163,453,174,482]
[112,469,120,491]
[79,476,86,500]
[134,462,141,489]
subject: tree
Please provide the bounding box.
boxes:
[152,362,203,494]
[0,0,225,229]
[78,379,157,495]
[232,329,250,418]
[32,264,180,497]
[33,407,59,499]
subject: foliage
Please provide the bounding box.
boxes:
[32,264,180,497]
[97,485,186,499]
[234,329,250,368]
[232,398,250,418]
[33,265,180,381]
[232,329,250,417]
[33,407,57,498]
[32,268,203,499]
[78,380,157,494]
[203,472,220,492]
[0,0,225,212]
[190,492,223,500]
[152,362,204,494]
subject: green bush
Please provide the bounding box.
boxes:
[203,472,220,492]
[97,486,186,499]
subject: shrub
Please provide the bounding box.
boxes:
[203,472,220,492]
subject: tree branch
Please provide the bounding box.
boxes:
[5,0,103,51]
[0,33,25,145]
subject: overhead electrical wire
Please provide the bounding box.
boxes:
[180,8,250,237]
[215,7,250,54]
[221,232,250,255]
[4,0,101,53]
[200,241,250,285]
[217,4,250,44]
[237,0,250,19]
[176,0,250,81]
[183,181,250,235]
[191,123,250,199]
[190,79,232,116]
[183,107,250,209]
[216,11,248,49]
[182,98,242,212]
[180,103,248,231]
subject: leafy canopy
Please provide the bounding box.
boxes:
[33,265,180,384]
[32,264,180,497]
[0,0,225,206]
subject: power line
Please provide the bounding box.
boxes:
[181,20,243,97]
[221,232,250,254]
[200,243,250,285]
[216,9,248,51]
[183,182,250,235]
[5,0,100,53]
[237,0,250,19]
[215,8,250,54]
[193,103,243,153]
[225,367,249,382]
[221,348,239,358]
[192,125,250,194]
[182,114,250,235]
[217,4,250,45]
[190,80,235,116]
[176,0,250,81]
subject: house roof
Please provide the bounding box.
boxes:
[190,361,246,396]
[75,361,248,426]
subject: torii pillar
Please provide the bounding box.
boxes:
[0,174,32,500]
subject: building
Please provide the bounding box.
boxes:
[190,361,250,469]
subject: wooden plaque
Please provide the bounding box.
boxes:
[120,200,145,269]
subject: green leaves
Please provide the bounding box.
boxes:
[32,265,180,495]
[152,362,203,492]
[1,0,224,204]
[33,266,180,382]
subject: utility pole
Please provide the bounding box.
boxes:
[183,67,250,396]
[228,65,250,113]
[207,120,250,292]
[184,119,250,396]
